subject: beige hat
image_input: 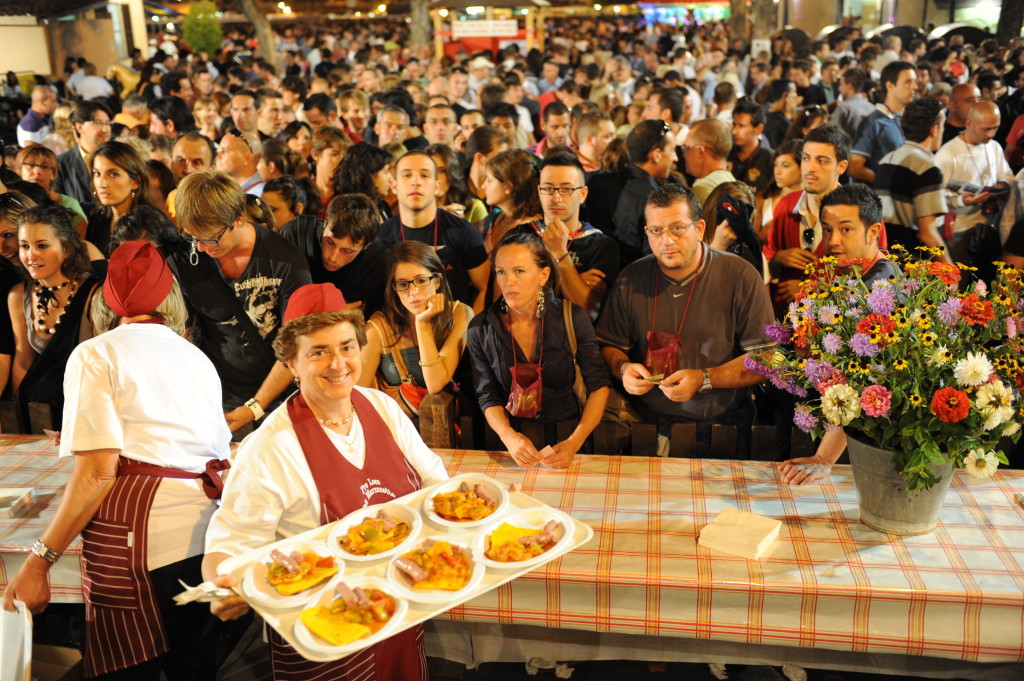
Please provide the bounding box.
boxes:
[468,56,495,71]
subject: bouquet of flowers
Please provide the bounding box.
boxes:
[746,249,1023,490]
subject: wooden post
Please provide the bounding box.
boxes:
[419,392,456,449]
[433,12,445,63]
[525,9,535,52]
[537,7,546,52]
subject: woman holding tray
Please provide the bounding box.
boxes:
[2,241,231,679]
[202,282,448,680]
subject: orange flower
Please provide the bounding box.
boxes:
[927,262,962,286]
[959,294,995,327]
[855,313,896,337]
[931,387,971,423]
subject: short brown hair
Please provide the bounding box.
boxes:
[273,309,367,363]
[311,126,350,156]
[689,119,732,160]
[175,170,245,236]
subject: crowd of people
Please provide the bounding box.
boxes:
[0,13,1023,679]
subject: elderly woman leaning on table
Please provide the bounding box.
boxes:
[202,283,448,681]
[467,231,610,469]
[358,240,473,416]
[2,242,231,680]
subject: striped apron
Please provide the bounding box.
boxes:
[81,457,229,678]
[267,391,426,681]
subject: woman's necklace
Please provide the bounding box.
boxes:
[318,410,354,427]
[34,278,77,336]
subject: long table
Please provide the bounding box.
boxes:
[3,437,1024,678]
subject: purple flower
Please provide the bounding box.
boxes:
[846,278,859,288]
[764,323,791,345]
[975,280,988,297]
[901,279,922,294]
[846,306,865,318]
[1007,317,1018,339]
[743,355,770,377]
[804,359,837,384]
[824,423,841,432]
[793,405,818,432]
[867,285,896,316]
[849,333,879,357]
[818,304,840,325]
[937,298,962,325]
[822,332,843,354]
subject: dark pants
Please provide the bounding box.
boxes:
[92,554,222,681]
[653,399,756,460]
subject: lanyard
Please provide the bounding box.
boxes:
[505,304,545,369]
[649,255,700,340]
[400,211,439,249]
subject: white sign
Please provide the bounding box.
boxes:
[751,40,771,60]
[452,20,519,38]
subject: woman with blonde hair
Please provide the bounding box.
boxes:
[43,103,76,155]
[193,96,221,139]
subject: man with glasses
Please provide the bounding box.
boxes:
[280,193,389,317]
[217,129,264,196]
[511,152,619,315]
[596,184,774,458]
[55,100,111,207]
[169,170,311,435]
[377,151,489,312]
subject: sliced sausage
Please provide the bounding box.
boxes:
[335,581,359,608]
[270,548,301,575]
[394,557,428,583]
[474,484,496,506]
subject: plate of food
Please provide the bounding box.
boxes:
[473,507,574,571]
[292,575,408,656]
[327,504,421,562]
[421,474,509,529]
[242,541,343,610]
[385,536,484,604]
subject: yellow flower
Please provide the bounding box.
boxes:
[909,394,922,406]
[893,359,908,371]
[921,332,936,346]
[884,331,900,344]
[869,332,882,343]
[916,313,932,330]
[846,359,862,373]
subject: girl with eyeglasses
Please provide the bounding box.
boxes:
[358,240,473,418]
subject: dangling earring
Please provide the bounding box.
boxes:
[293,374,300,385]
[535,293,545,319]
[498,296,508,314]
[131,189,136,199]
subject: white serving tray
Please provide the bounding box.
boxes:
[216,473,594,662]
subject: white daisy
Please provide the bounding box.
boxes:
[928,344,951,366]
[953,352,993,388]
[821,384,861,426]
[963,449,999,479]
[1003,422,1021,438]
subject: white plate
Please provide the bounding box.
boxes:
[385,535,485,604]
[292,575,409,656]
[241,541,344,611]
[421,474,509,530]
[473,507,575,571]
[327,503,422,563]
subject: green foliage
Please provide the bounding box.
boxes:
[182,0,223,58]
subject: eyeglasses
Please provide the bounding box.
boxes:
[658,121,672,135]
[19,162,56,172]
[680,144,702,154]
[645,221,696,239]
[393,273,440,292]
[188,225,229,248]
[0,193,26,209]
[538,186,584,196]
[802,227,815,248]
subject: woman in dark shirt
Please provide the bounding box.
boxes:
[86,141,156,255]
[467,232,610,468]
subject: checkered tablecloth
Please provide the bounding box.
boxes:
[0,436,82,603]
[435,449,1024,665]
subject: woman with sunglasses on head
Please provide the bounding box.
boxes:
[87,141,156,255]
[467,232,610,469]
[8,205,101,427]
[358,241,473,417]
[15,145,89,237]
[783,106,829,144]
[261,175,320,231]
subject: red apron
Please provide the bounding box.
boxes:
[81,456,229,678]
[267,390,427,681]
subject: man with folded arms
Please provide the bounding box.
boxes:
[597,184,773,459]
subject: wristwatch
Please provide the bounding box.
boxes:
[244,398,265,421]
[698,369,713,394]
[31,540,61,565]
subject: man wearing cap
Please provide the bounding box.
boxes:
[170,170,311,433]
[468,55,495,103]
[3,241,230,679]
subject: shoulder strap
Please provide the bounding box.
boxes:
[563,299,577,359]
[368,316,414,383]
